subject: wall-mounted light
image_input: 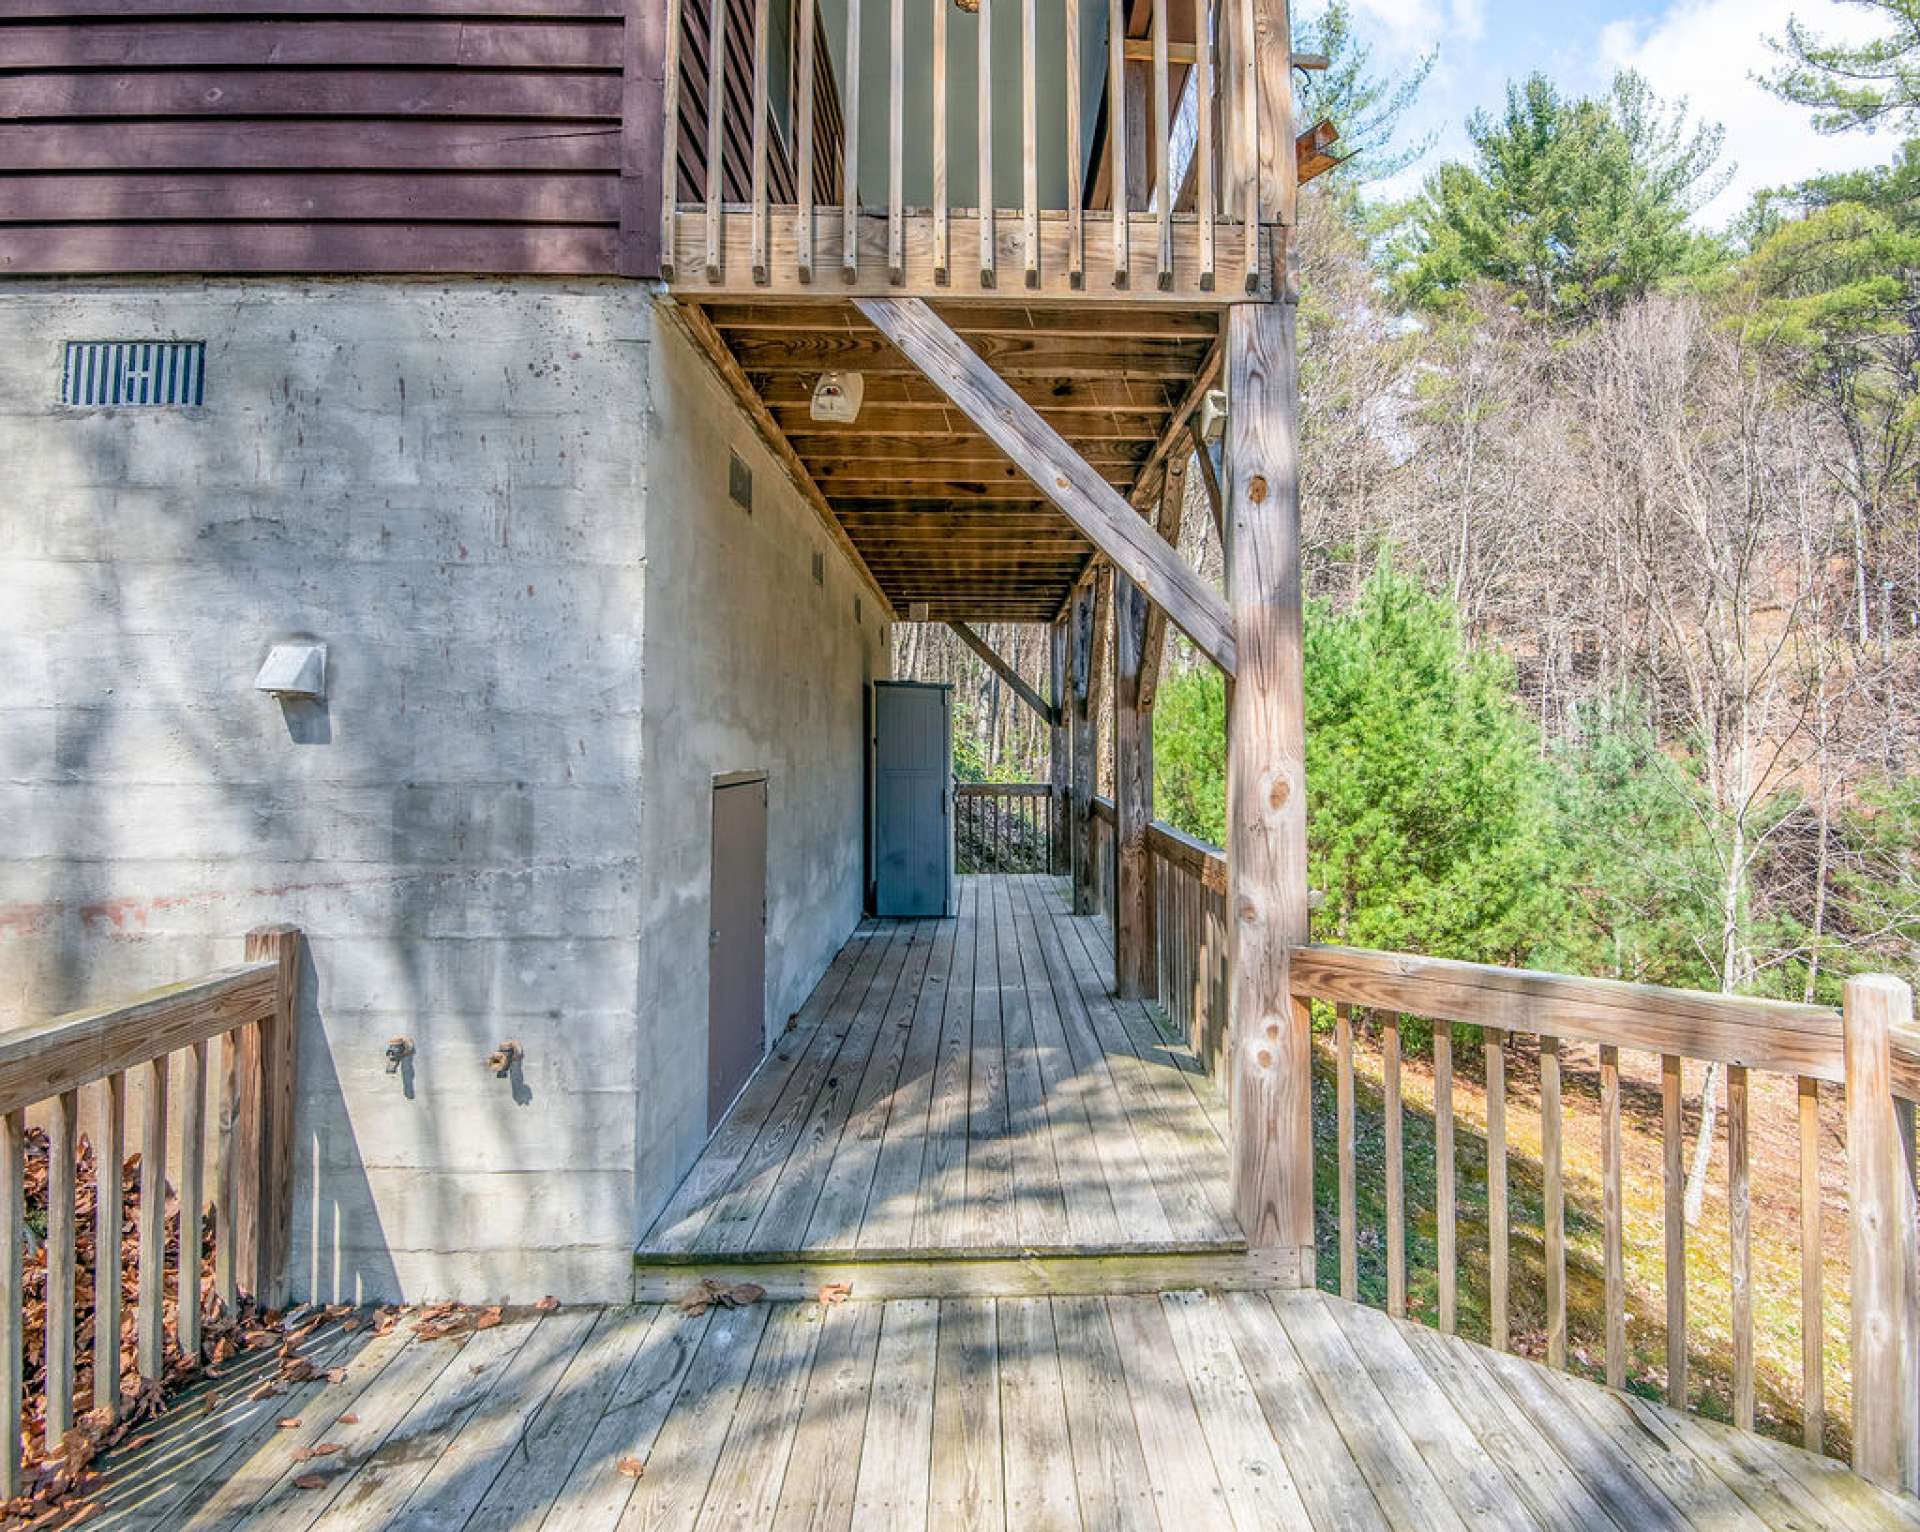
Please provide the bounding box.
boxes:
[254,642,327,701]
[1199,388,1228,445]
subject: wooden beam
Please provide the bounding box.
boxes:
[950,621,1060,725]
[663,301,897,619]
[1127,334,1221,515]
[1114,571,1156,999]
[1223,258,1312,1265]
[1136,453,1186,712]
[1295,118,1341,187]
[1189,418,1224,543]
[854,297,1236,676]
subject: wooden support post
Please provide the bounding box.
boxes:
[1050,619,1070,875]
[1136,453,1186,713]
[1845,972,1919,1493]
[243,926,300,1309]
[1222,249,1311,1268]
[1113,572,1155,999]
[1,1110,21,1500]
[1070,580,1098,916]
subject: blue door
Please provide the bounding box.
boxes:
[873,682,952,917]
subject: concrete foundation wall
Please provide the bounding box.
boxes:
[0,278,882,1302]
[634,318,887,1227]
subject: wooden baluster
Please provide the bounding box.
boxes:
[1065,0,1083,287]
[137,1055,170,1383]
[1235,0,1257,290]
[1107,0,1128,285]
[177,1040,208,1365]
[1662,1052,1686,1409]
[703,0,728,281]
[1541,1034,1565,1370]
[1486,1029,1508,1352]
[1022,0,1039,286]
[1384,1012,1404,1319]
[933,0,948,282]
[1335,1003,1356,1301]
[1798,1075,1824,1451]
[887,0,904,282]
[1150,0,1171,287]
[1601,1044,1625,1389]
[659,0,684,279]
[1192,0,1213,289]
[796,0,816,279]
[1,1110,22,1500]
[94,1071,125,1416]
[1844,974,1918,1492]
[214,1030,240,1312]
[977,0,995,286]
[1434,1021,1455,1335]
[752,0,772,281]
[46,1089,78,1451]
[1729,1063,1752,1430]
[842,0,861,281]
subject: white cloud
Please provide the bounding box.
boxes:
[1598,0,1893,227]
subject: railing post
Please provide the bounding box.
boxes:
[242,925,301,1310]
[1845,972,1919,1492]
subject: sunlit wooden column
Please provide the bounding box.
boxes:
[1113,574,1155,998]
[1069,581,1097,914]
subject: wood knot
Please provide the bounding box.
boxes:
[1255,1049,1273,1069]
[1249,474,1268,504]
[1268,777,1290,809]
[1264,1022,1281,1041]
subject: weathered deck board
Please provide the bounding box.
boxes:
[85,1288,1920,1532]
[638,875,1239,1261]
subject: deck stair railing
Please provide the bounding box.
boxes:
[955,781,1057,874]
[0,926,301,1498]
[1080,800,1920,1494]
[661,0,1274,290]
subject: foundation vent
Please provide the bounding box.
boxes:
[728,449,753,511]
[61,341,206,407]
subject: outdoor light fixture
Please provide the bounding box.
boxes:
[809,370,865,424]
[908,601,931,622]
[254,641,327,701]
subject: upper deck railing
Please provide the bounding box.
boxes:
[660,0,1281,296]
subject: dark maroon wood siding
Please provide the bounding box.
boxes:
[0,0,665,277]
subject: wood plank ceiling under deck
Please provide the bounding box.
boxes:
[695,298,1222,622]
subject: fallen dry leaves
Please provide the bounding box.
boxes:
[818,1282,852,1306]
[676,1280,766,1318]
[615,1456,647,1480]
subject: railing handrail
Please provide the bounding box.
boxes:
[0,962,279,1117]
[954,781,1052,797]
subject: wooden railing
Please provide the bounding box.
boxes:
[661,0,1277,292]
[1073,798,1920,1489]
[1088,793,1116,923]
[0,927,300,1496]
[955,782,1058,873]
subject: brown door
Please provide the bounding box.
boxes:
[707,776,769,1129]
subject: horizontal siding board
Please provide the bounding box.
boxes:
[1,70,622,120]
[0,120,621,171]
[0,221,617,273]
[1,2,623,15]
[3,21,621,70]
[0,172,619,223]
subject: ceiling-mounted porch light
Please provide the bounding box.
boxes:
[810,370,865,423]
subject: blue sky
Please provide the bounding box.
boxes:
[1324,0,1898,226]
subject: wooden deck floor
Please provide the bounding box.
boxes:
[638,875,1242,1267]
[86,1289,1920,1531]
